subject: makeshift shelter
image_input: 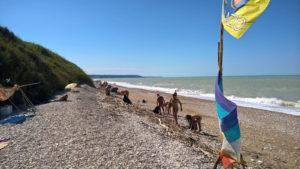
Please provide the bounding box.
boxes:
[0,83,37,124]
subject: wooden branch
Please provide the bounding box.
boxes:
[158,118,168,129]
[219,22,224,76]
[158,118,175,135]
[218,42,221,70]
[212,156,221,169]
[18,82,41,88]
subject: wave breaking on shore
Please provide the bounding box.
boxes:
[104,81,300,116]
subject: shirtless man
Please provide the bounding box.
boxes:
[170,91,182,125]
[156,93,165,115]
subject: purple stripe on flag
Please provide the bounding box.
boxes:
[220,108,238,132]
[215,72,237,114]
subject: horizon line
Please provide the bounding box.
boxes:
[89,74,300,78]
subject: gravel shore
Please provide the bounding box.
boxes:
[0,85,216,169]
[3,83,297,168]
[118,85,300,169]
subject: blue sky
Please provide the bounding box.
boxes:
[0,0,299,77]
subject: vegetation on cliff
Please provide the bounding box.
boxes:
[0,26,94,104]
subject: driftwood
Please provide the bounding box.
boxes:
[158,118,175,136]
[18,82,41,88]
[50,94,68,102]
[158,118,215,160]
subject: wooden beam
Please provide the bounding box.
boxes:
[219,22,224,76]
[18,82,40,88]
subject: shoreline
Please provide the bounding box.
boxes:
[113,84,300,168]
[105,80,300,116]
[1,83,299,168]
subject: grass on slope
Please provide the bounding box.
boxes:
[0,26,94,105]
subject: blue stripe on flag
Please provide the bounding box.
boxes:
[215,73,237,114]
[220,108,238,132]
[216,101,229,119]
[215,71,241,143]
[223,123,241,143]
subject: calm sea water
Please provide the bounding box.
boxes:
[96,75,300,116]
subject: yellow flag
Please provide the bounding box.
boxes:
[222,0,270,39]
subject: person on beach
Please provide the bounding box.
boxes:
[97,80,102,88]
[164,101,172,114]
[123,92,132,104]
[152,105,161,114]
[105,84,111,96]
[156,93,165,115]
[111,87,118,93]
[186,114,202,132]
[101,81,108,88]
[170,91,182,125]
[119,90,129,96]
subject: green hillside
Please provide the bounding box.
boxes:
[0,26,94,104]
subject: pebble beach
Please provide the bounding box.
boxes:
[0,85,215,169]
[1,84,299,169]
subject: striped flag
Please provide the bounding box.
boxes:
[215,71,245,168]
[222,0,270,39]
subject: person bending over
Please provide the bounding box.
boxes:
[186,114,202,132]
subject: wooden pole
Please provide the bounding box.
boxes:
[218,41,220,65]
[212,156,221,169]
[219,22,224,77]
[18,82,40,88]
[213,15,224,169]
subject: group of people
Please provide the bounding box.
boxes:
[99,81,111,96]
[155,91,182,125]
[99,81,132,104]
[155,91,202,132]
[99,80,201,132]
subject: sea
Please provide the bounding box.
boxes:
[96,75,300,116]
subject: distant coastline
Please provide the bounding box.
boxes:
[90,75,144,78]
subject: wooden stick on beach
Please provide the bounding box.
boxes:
[212,21,224,169]
[218,22,224,79]
[212,156,221,169]
[215,15,246,169]
[18,82,41,88]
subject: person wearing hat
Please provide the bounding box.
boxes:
[156,93,165,115]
